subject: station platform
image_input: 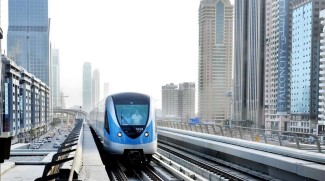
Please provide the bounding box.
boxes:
[79,123,109,180]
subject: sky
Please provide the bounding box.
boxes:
[1,0,233,109]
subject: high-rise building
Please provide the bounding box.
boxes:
[234,0,265,128]
[162,83,178,118]
[290,0,325,133]
[161,82,196,121]
[198,0,233,123]
[7,0,50,86]
[83,62,92,112]
[319,8,325,141]
[51,49,60,108]
[178,82,196,122]
[92,69,100,108]
[317,9,325,142]
[264,0,291,131]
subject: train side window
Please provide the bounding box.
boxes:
[104,111,110,134]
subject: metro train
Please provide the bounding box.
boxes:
[88,92,157,162]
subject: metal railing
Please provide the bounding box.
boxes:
[35,119,84,181]
[157,120,324,153]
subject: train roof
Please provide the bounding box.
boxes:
[111,92,150,98]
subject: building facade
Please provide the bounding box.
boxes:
[19,68,32,142]
[51,49,60,108]
[198,0,233,123]
[264,0,291,131]
[7,0,50,86]
[0,0,10,161]
[92,69,100,108]
[319,9,325,138]
[178,82,196,122]
[31,77,40,130]
[83,62,92,112]
[1,55,49,142]
[2,56,21,138]
[234,0,265,128]
[162,83,179,118]
[290,0,325,133]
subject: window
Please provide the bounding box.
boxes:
[104,111,109,134]
[115,104,149,126]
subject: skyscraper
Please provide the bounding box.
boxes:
[7,0,50,86]
[51,49,60,108]
[162,83,178,118]
[83,62,92,112]
[290,0,325,133]
[318,9,325,138]
[264,0,291,131]
[198,0,233,123]
[92,69,100,108]
[178,82,196,122]
[234,0,265,128]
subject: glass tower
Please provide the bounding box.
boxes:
[7,0,50,86]
[234,0,265,128]
[290,0,325,133]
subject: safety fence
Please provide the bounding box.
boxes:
[157,120,324,153]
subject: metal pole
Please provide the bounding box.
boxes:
[277,132,283,146]
[294,135,300,149]
[315,137,322,153]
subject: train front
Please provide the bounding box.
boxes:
[104,92,157,162]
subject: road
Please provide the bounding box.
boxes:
[30,126,71,150]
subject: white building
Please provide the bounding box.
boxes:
[318,9,325,137]
[162,83,179,118]
[198,0,233,123]
[179,82,195,122]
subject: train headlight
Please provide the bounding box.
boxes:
[117,132,122,137]
[144,132,149,137]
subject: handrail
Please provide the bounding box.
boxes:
[35,119,84,181]
[157,120,324,153]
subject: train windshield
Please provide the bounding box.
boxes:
[115,104,149,125]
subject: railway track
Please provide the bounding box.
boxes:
[158,140,280,181]
[91,124,279,181]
